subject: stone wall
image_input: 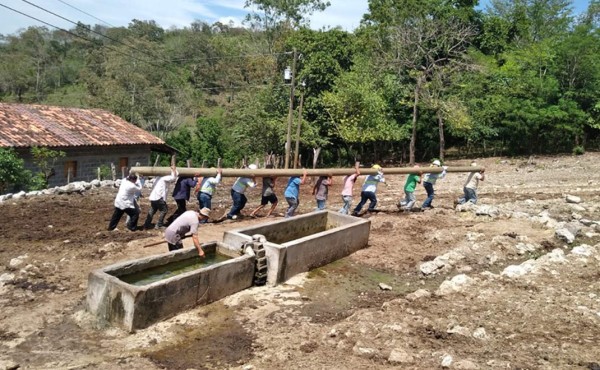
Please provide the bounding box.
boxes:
[15,145,153,187]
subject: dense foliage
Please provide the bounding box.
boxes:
[0,148,30,193]
[1,0,599,166]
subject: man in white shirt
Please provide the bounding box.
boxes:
[143,163,178,229]
[107,174,142,231]
[458,162,485,205]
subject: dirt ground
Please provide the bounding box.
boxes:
[1,154,600,370]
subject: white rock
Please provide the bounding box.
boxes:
[571,212,583,220]
[480,271,499,279]
[378,283,392,291]
[569,204,586,212]
[420,260,445,275]
[566,195,582,204]
[524,199,535,205]
[447,325,471,337]
[406,289,431,301]
[437,274,474,296]
[454,359,480,370]
[555,228,575,244]
[115,179,122,187]
[515,243,537,255]
[3,193,13,200]
[472,327,489,340]
[441,354,453,368]
[571,245,596,257]
[90,179,101,187]
[352,344,377,358]
[475,205,500,217]
[8,255,28,269]
[243,365,255,370]
[466,232,484,241]
[537,249,567,264]
[456,202,476,212]
[0,360,19,370]
[388,349,414,364]
[0,272,15,285]
[501,262,534,278]
[579,219,594,226]
[100,180,115,187]
[511,211,530,219]
[12,191,26,200]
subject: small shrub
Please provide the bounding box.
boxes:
[0,148,30,193]
[572,146,585,156]
[98,165,112,180]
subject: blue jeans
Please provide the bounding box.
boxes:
[458,187,477,204]
[353,191,377,214]
[339,195,352,214]
[227,189,247,218]
[316,199,326,210]
[285,197,299,218]
[401,191,416,210]
[198,192,212,210]
[422,182,434,208]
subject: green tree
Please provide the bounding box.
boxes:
[244,0,330,51]
[30,147,65,188]
[0,148,30,193]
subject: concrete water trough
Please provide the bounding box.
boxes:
[223,210,371,285]
[87,241,255,332]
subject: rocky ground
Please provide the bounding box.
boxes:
[1,153,600,370]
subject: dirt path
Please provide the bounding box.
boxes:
[1,153,600,369]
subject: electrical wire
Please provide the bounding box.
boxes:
[21,0,168,64]
[55,0,114,27]
[0,2,162,68]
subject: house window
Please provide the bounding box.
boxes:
[119,157,129,172]
[64,160,77,179]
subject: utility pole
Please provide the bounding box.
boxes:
[293,81,305,169]
[284,48,297,169]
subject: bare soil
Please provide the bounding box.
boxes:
[1,154,600,369]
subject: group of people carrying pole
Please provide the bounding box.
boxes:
[107,159,485,255]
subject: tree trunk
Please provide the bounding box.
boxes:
[410,77,421,165]
[438,109,445,161]
[312,148,321,169]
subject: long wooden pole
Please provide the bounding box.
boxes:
[131,166,484,178]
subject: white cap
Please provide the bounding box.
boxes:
[248,164,258,170]
[432,160,441,166]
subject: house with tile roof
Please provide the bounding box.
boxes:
[0,103,174,187]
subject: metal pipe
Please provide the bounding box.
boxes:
[131,166,484,178]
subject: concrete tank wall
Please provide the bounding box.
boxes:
[223,211,371,285]
[87,242,254,332]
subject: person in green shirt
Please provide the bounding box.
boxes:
[398,165,422,211]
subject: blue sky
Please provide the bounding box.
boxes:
[0,0,592,36]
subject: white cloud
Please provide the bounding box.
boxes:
[0,0,368,35]
[310,0,368,31]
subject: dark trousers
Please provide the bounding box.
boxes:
[422,182,435,208]
[144,199,168,228]
[168,242,183,251]
[166,199,187,225]
[227,189,247,218]
[108,207,139,231]
[353,191,377,214]
[198,192,212,210]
